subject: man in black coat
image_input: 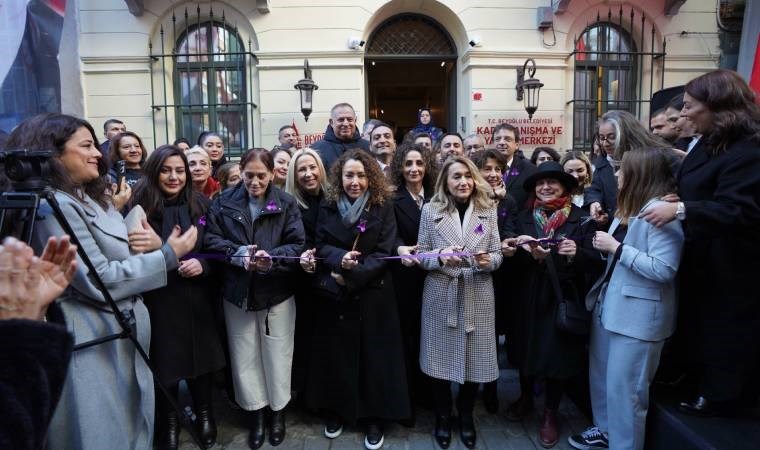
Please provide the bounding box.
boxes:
[494,123,538,210]
[311,103,370,173]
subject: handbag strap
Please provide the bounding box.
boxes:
[544,252,565,304]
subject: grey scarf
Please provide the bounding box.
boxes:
[337,191,369,228]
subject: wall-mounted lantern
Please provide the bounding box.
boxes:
[516,58,544,119]
[294,59,318,121]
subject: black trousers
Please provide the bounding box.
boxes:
[430,378,479,417]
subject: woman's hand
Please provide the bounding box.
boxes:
[177,258,203,278]
[253,249,273,273]
[300,248,317,273]
[397,245,419,267]
[589,202,609,225]
[639,202,677,227]
[167,225,198,260]
[473,251,491,269]
[341,251,361,270]
[331,271,346,286]
[0,236,77,321]
[439,246,462,267]
[111,179,132,211]
[492,182,507,200]
[501,237,518,257]
[592,231,620,254]
[557,238,577,257]
[128,218,163,253]
[516,235,550,261]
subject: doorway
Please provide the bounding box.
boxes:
[364,14,458,142]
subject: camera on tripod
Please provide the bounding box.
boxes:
[0,149,54,190]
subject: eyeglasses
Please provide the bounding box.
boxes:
[598,134,616,143]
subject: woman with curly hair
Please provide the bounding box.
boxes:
[416,156,504,449]
[304,149,410,450]
[389,143,438,414]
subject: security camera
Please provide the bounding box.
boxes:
[348,37,366,50]
[469,36,482,47]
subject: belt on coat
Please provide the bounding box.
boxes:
[445,268,476,333]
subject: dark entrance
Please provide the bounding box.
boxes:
[365,14,457,140]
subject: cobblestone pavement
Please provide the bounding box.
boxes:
[176,368,591,450]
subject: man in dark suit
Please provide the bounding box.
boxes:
[310,103,370,172]
[494,123,537,210]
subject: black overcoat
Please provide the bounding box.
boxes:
[677,136,760,399]
[584,155,617,218]
[142,196,226,385]
[493,195,519,335]
[304,199,411,423]
[503,156,538,210]
[507,205,597,379]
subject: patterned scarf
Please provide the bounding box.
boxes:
[532,195,572,238]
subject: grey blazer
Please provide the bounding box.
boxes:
[585,199,684,342]
[32,191,177,450]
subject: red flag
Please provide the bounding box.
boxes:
[576,36,586,61]
[750,34,760,102]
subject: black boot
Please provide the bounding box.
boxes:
[157,410,180,450]
[196,404,217,448]
[247,408,266,449]
[459,414,476,449]
[483,381,499,414]
[269,407,286,446]
[433,414,451,449]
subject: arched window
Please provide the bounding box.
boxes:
[174,21,249,156]
[572,21,638,150]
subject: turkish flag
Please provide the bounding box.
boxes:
[750,34,760,102]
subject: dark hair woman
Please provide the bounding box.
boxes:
[560,150,594,208]
[571,148,684,450]
[128,145,226,449]
[409,108,444,145]
[587,110,672,223]
[530,146,561,166]
[471,149,520,413]
[8,113,197,450]
[198,131,227,177]
[389,143,438,412]
[107,131,146,189]
[507,161,598,447]
[641,69,760,416]
[271,146,292,189]
[304,149,410,450]
[216,161,242,191]
[416,156,503,449]
[283,148,329,396]
[204,148,305,449]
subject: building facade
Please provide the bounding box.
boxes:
[71,0,721,156]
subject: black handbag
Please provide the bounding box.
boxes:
[545,254,590,335]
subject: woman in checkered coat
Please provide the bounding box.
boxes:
[416,156,504,449]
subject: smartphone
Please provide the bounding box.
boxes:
[115,160,126,194]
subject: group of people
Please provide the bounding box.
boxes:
[1,68,759,450]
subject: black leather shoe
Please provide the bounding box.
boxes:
[269,408,286,446]
[505,395,534,422]
[459,414,476,449]
[679,395,724,417]
[433,414,451,449]
[158,410,179,450]
[247,408,266,449]
[483,381,499,414]
[196,404,217,448]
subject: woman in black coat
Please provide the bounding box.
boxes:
[389,143,438,413]
[129,145,226,449]
[304,149,410,450]
[472,149,519,414]
[204,149,305,449]
[283,148,329,396]
[509,162,596,448]
[641,69,760,415]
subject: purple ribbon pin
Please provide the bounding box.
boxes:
[265,200,278,212]
[198,215,206,226]
[474,223,484,234]
[357,219,367,233]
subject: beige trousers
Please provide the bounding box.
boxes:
[223,296,295,411]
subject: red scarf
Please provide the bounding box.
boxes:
[532,196,572,238]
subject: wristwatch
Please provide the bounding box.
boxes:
[676,202,686,221]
